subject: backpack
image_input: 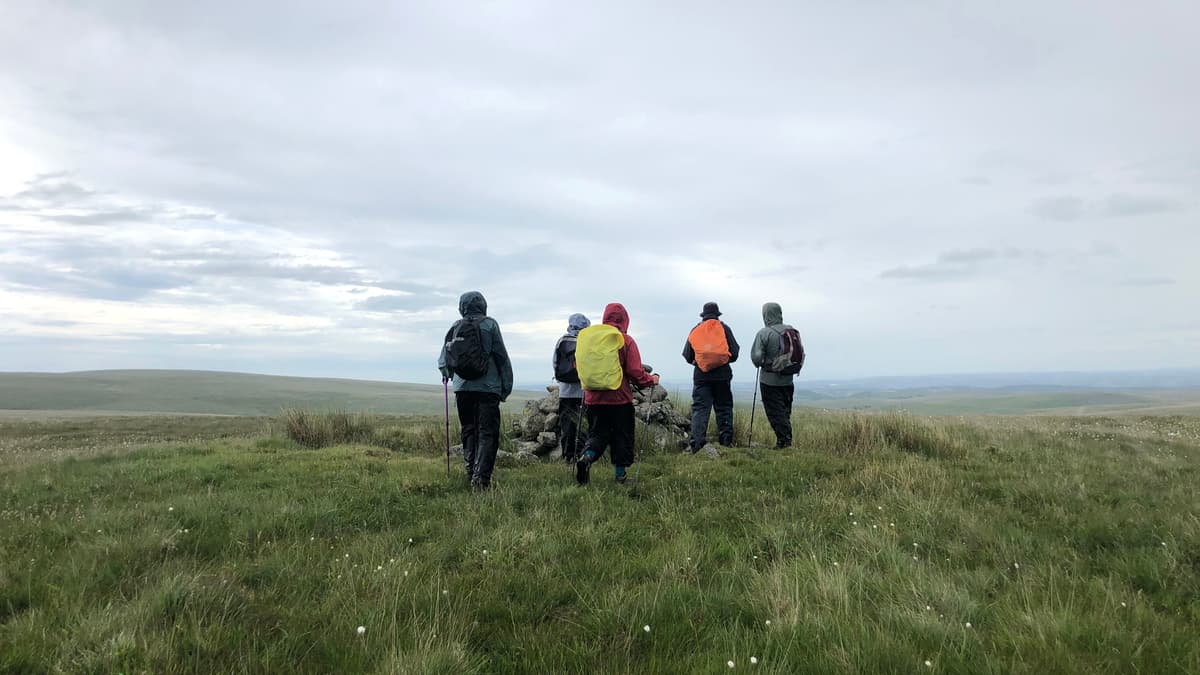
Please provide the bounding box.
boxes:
[553,336,580,383]
[575,324,625,391]
[688,319,731,373]
[768,326,805,375]
[443,317,490,380]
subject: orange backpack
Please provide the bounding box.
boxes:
[688,319,731,372]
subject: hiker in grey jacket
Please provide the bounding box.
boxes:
[438,291,514,490]
[750,302,800,448]
[553,313,590,463]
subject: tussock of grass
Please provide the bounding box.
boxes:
[279,409,377,448]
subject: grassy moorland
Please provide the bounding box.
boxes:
[0,371,538,417]
[1,410,1198,674]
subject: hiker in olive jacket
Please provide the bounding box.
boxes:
[682,301,740,450]
[437,291,514,490]
[750,302,798,448]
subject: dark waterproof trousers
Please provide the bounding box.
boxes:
[584,403,635,468]
[690,380,734,449]
[558,397,587,460]
[456,391,501,485]
[760,383,794,448]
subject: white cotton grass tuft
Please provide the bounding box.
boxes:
[750,656,759,664]
[727,660,735,668]
[924,659,932,667]
[356,626,366,635]
[966,622,972,628]
[643,625,651,633]
[765,620,771,626]
[168,506,174,512]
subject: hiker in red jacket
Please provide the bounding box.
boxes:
[576,302,658,485]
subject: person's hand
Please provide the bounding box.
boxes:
[652,374,660,385]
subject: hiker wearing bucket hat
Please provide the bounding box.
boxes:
[682,301,740,451]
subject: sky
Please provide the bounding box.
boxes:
[1,0,1197,388]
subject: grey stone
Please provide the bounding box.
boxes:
[450,444,464,458]
[543,412,559,432]
[522,411,546,441]
[516,440,541,455]
[697,443,721,459]
[538,389,560,414]
[536,431,558,454]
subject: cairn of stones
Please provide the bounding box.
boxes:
[510,383,691,459]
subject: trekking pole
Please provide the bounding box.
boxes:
[443,377,451,478]
[748,367,760,447]
[630,382,654,496]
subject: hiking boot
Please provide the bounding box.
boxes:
[614,473,627,485]
[575,454,591,485]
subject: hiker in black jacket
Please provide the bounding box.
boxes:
[682,301,740,451]
[437,291,514,491]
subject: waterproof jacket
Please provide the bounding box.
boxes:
[553,313,591,399]
[751,302,798,387]
[437,291,514,400]
[583,303,656,406]
[682,316,740,384]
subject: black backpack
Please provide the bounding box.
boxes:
[768,326,805,376]
[554,336,580,383]
[443,317,490,380]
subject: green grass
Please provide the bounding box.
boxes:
[1,411,1198,673]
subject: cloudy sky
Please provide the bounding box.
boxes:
[1,0,1196,387]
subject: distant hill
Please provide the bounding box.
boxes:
[4,369,1200,418]
[0,370,538,416]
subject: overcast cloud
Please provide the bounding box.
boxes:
[1,0,1197,387]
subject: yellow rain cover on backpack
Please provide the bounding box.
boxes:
[576,324,625,391]
[688,319,731,372]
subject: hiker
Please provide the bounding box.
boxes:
[574,303,658,485]
[437,291,514,490]
[552,313,591,463]
[750,302,805,448]
[683,302,740,451]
